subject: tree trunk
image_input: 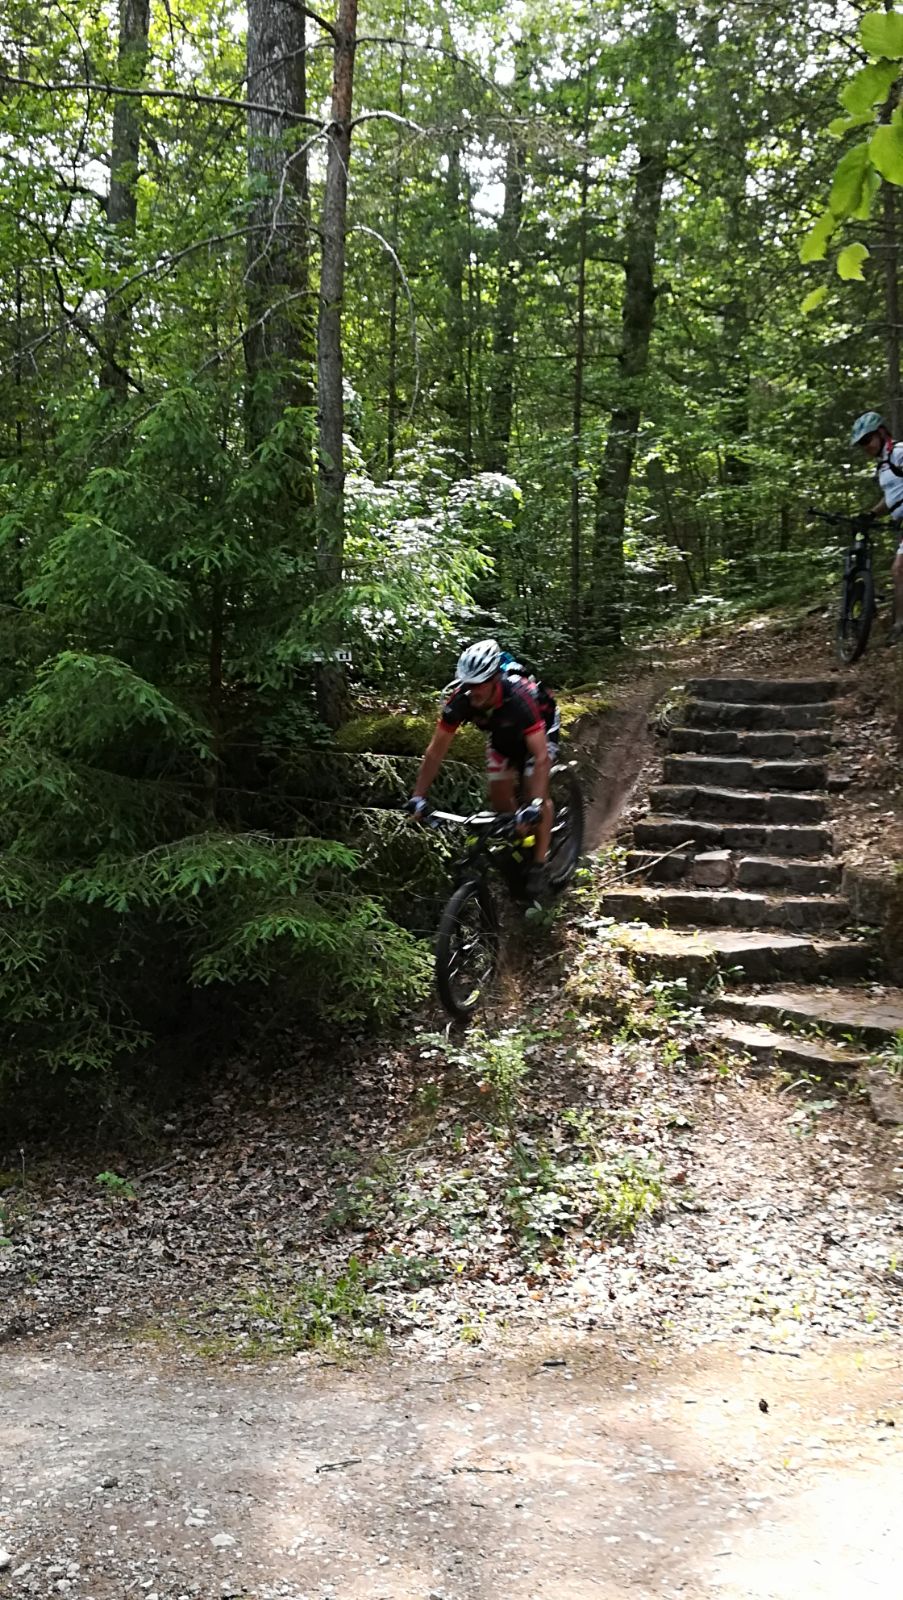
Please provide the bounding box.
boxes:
[439,133,470,464]
[590,147,667,645]
[385,38,407,476]
[315,0,358,728]
[883,177,902,437]
[100,0,150,401]
[569,70,591,654]
[486,42,528,473]
[244,0,314,502]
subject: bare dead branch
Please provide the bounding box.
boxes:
[0,71,323,126]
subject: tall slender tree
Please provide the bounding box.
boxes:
[101,0,151,400]
[590,17,678,646]
[244,0,315,500]
[486,37,529,473]
[316,0,359,726]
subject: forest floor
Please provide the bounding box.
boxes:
[1,604,901,1600]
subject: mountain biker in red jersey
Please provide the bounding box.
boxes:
[851,410,903,645]
[407,639,559,900]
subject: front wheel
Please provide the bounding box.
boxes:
[836,566,875,664]
[435,879,500,1020]
[548,767,585,892]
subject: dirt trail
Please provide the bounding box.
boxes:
[1,1335,900,1600]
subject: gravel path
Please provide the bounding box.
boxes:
[1,1334,900,1600]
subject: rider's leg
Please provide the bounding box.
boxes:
[487,748,518,814]
[523,758,552,864]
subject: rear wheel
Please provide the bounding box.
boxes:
[435,879,500,1020]
[836,566,875,664]
[548,767,585,892]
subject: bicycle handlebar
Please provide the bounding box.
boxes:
[424,801,541,836]
[807,506,873,528]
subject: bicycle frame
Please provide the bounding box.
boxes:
[427,808,537,893]
[808,505,878,662]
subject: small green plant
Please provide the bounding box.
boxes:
[95,1170,136,1199]
[506,1144,664,1253]
[415,1080,442,1113]
[420,1027,532,1143]
[242,1257,384,1352]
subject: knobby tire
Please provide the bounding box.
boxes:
[836,567,875,665]
[548,769,585,891]
[435,879,500,1021]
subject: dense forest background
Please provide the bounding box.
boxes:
[1,0,901,1094]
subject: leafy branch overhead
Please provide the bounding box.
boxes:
[800,9,903,296]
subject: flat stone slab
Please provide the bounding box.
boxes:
[687,677,841,704]
[606,927,872,984]
[668,726,833,759]
[714,984,903,1047]
[634,817,833,856]
[712,1019,867,1076]
[601,886,849,931]
[651,785,828,824]
[736,856,842,893]
[685,701,835,731]
[663,754,827,792]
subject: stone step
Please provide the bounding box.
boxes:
[624,850,691,883]
[685,701,835,731]
[711,1020,868,1078]
[633,816,833,857]
[713,984,903,1048]
[624,851,842,894]
[735,856,842,893]
[663,754,827,792]
[608,927,872,985]
[651,785,828,825]
[668,726,833,759]
[600,885,849,932]
[686,677,840,705]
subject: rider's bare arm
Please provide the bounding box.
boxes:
[870,498,890,516]
[524,726,551,795]
[412,721,457,799]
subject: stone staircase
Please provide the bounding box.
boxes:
[600,676,903,1106]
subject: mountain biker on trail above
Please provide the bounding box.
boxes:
[850,409,903,645]
[407,639,560,900]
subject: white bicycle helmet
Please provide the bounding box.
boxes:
[455,638,501,684]
[850,410,885,447]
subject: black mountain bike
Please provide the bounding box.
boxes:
[425,763,585,1021]
[809,506,877,664]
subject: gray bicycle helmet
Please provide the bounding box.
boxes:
[455,638,501,683]
[850,410,885,447]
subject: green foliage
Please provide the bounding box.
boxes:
[836,241,870,280]
[241,1257,385,1353]
[507,1147,664,1251]
[840,60,900,117]
[869,117,903,184]
[860,11,903,59]
[336,711,484,767]
[423,1028,533,1139]
[95,1170,136,1199]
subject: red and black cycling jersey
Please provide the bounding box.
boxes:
[440,675,545,760]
